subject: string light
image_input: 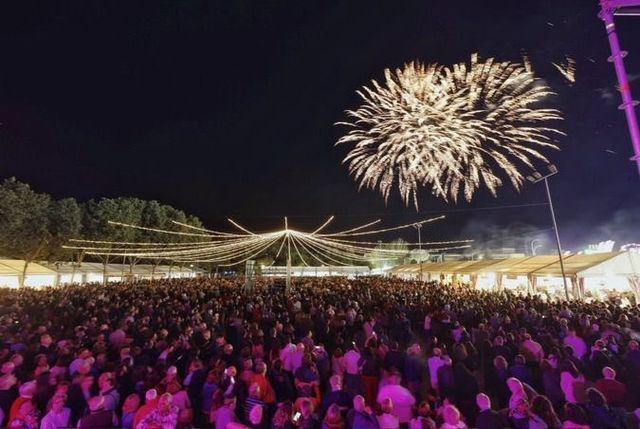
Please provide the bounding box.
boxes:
[65,215,473,267]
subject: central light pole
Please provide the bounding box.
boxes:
[414,223,423,282]
[527,164,569,301]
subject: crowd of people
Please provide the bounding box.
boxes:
[0,276,639,429]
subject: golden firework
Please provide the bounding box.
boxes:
[336,53,563,209]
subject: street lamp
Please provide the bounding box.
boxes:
[526,164,570,301]
[413,223,423,282]
[530,239,544,256]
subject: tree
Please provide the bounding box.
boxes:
[0,178,52,285]
[46,198,82,262]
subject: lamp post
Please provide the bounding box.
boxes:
[530,239,544,256]
[526,164,570,301]
[414,223,423,282]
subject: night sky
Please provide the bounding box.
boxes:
[1,1,639,252]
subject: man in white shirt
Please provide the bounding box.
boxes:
[343,344,362,395]
[427,348,445,390]
[376,372,415,425]
[279,338,297,373]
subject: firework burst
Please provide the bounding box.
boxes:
[336,53,564,209]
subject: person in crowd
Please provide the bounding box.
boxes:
[585,387,627,429]
[137,392,179,429]
[297,397,320,429]
[376,371,416,426]
[377,397,400,429]
[121,393,141,429]
[528,395,562,429]
[347,395,379,429]
[323,403,345,429]
[562,403,590,429]
[39,393,71,429]
[134,389,159,428]
[0,277,640,429]
[594,366,627,408]
[440,404,468,429]
[410,401,437,429]
[322,375,351,415]
[77,395,116,429]
[474,393,506,429]
[272,400,295,429]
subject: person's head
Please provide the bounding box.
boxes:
[476,393,491,411]
[40,334,53,347]
[388,371,402,385]
[18,381,35,399]
[515,397,528,414]
[98,372,114,391]
[299,397,314,417]
[255,361,266,375]
[249,383,261,399]
[158,393,173,414]
[145,388,158,403]
[629,340,639,351]
[494,335,504,346]
[225,366,237,378]
[329,375,342,391]
[417,401,432,417]
[432,347,442,357]
[51,394,67,413]
[381,397,394,414]
[602,366,616,380]
[166,380,181,395]
[80,375,94,390]
[560,360,579,378]
[442,405,461,426]
[325,403,343,423]
[564,403,588,425]
[514,354,526,366]
[507,377,523,394]
[530,395,556,424]
[587,387,608,408]
[353,395,366,412]
[493,355,508,370]
[123,393,140,413]
[1,361,15,375]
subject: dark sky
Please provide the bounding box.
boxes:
[1,1,639,252]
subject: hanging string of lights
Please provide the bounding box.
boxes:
[63,216,472,266]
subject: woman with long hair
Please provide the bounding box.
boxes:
[529,395,561,429]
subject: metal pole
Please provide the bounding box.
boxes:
[417,225,423,282]
[285,217,291,295]
[544,178,569,300]
[599,1,640,174]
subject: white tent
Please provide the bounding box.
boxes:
[0,260,57,288]
[389,252,640,300]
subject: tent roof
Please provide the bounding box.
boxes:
[0,260,56,275]
[390,252,638,278]
[435,260,474,273]
[454,259,508,274]
[532,252,622,276]
[575,252,640,277]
